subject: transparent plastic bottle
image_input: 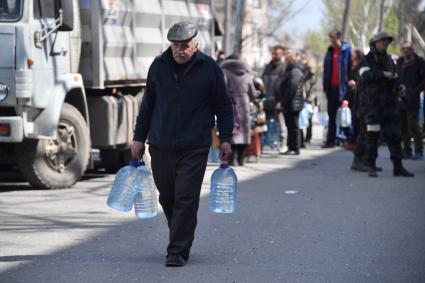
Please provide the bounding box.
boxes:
[133,163,158,219]
[209,164,238,213]
[107,160,141,212]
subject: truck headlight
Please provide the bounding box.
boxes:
[0,83,9,101]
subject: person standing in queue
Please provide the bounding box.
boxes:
[359,32,414,178]
[131,22,234,267]
[322,30,352,148]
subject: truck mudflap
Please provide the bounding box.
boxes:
[0,116,23,142]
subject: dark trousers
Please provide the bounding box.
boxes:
[305,116,313,142]
[230,144,248,165]
[301,116,313,147]
[149,146,209,259]
[366,110,403,161]
[400,109,423,154]
[283,111,301,151]
[353,113,367,159]
[326,87,340,143]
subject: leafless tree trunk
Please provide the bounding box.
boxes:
[378,0,385,31]
[223,0,232,54]
[341,0,351,40]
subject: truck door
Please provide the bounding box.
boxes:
[30,0,70,109]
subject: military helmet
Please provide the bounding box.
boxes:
[167,21,198,42]
[369,31,394,45]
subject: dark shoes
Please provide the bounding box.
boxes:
[165,255,187,267]
[280,150,300,155]
[351,157,368,172]
[393,166,415,177]
[392,158,414,177]
[321,141,336,149]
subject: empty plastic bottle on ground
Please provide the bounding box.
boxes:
[107,160,141,212]
[210,164,238,213]
[133,163,158,219]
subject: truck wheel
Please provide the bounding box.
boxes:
[16,103,91,189]
[100,148,131,173]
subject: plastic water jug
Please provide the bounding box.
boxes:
[336,107,352,127]
[209,164,238,213]
[262,118,279,148]
[133,163,158,219]
[299,103,310,129]
[318,111,329,127]
[107,160,141,212]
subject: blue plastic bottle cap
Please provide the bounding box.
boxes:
[129,160,139,167]
[220,163,229,169]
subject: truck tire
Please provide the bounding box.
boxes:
[16,103,91,189]
[100,148,131,173]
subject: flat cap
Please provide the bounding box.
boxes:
[370,31,394,45]
[167,21,198,42]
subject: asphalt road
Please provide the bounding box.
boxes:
[1,138,424,283]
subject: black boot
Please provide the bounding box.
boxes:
[351,156,368,172]
[368,159,378,177]
[392,158,414,177]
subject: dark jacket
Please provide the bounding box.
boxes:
[350,64,365,118]
[358,50,399,113]
[262,59,286,98]
[323,42,352,101]
[133,48,234,150]
[277,62,305,113]
[220,59,255,145]
[396,53,425,110]
[302,64,317,103]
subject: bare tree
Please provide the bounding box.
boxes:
[322,0,397,52]
[232,0,308,55]
[378,0,394,32]
[341,0,351,40]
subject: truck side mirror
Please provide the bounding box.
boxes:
[58,0,74,31]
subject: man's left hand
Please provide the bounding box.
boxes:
[219,142,232,162]
[398,85,406,97]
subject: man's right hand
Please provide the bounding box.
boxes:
[131,141,145,161]
[219,142,232,162]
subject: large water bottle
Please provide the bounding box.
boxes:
[133,163,158,219]
[337,107,352,127]
[209,164,238,213]
[299,104,310,129]
[107,160,141,212]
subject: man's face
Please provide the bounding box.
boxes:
[171,38,198,64]
[375,39,390,53]
[329,33,341,47]
[401,43,414,59]
[271,48,284,62]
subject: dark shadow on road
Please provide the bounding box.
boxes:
[0,168,112,192]
[1,146,424,283]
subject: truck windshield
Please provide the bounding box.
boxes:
[0,0,22,21]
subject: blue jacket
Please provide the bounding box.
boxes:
[323,42,352,101]
[133,48,233,150]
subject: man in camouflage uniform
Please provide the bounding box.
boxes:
[358,32,414,177]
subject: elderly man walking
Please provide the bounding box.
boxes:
[131,22,233,267]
